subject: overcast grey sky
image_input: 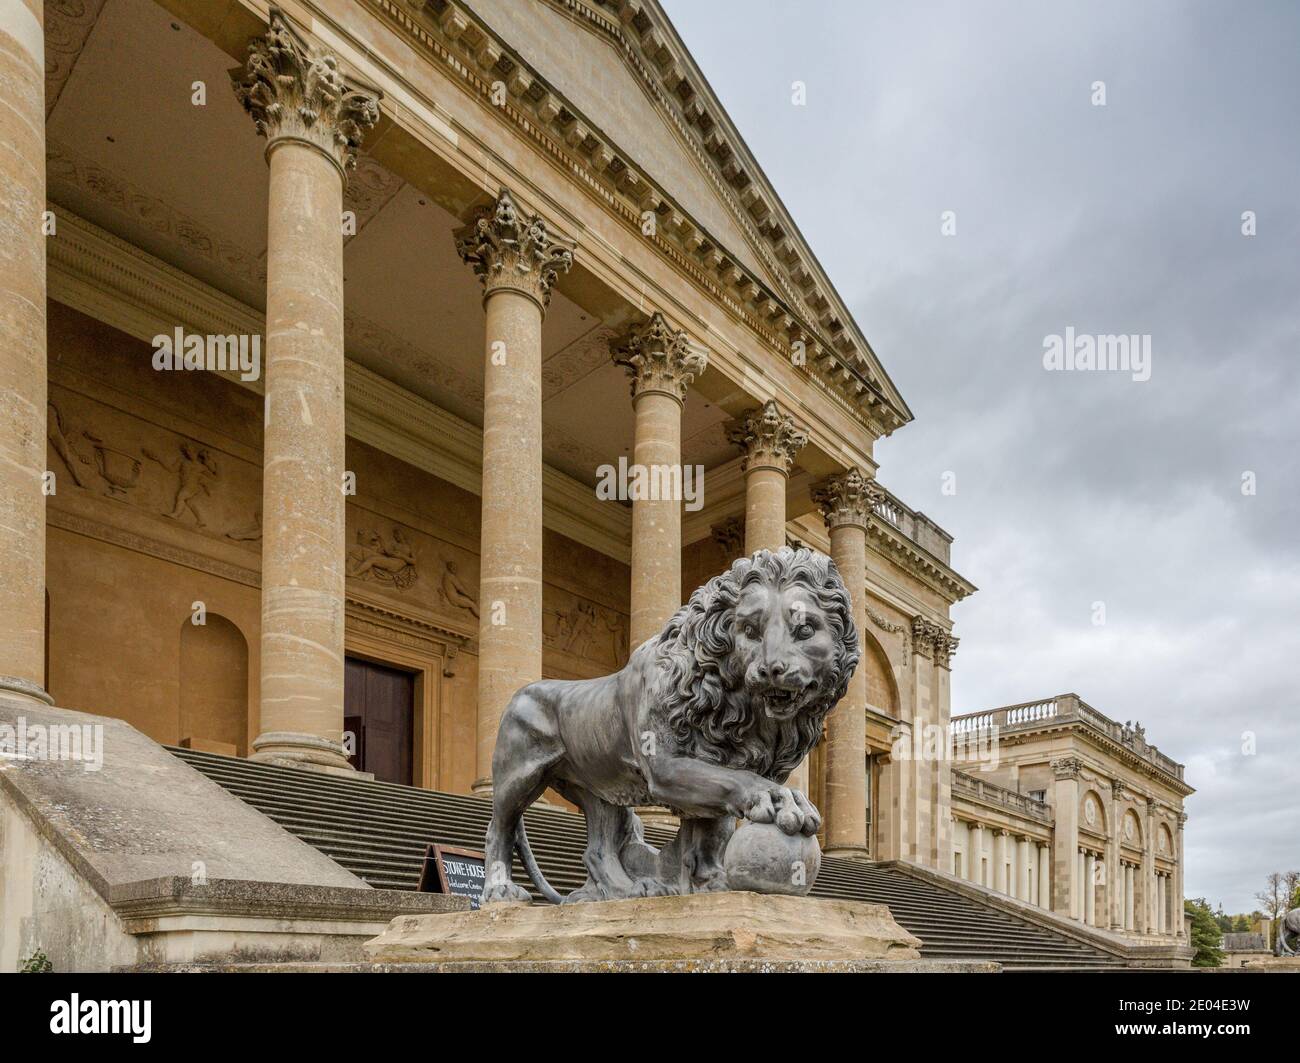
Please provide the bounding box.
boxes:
[662,0,1299,913]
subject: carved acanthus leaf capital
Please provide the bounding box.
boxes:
[234,6,381,179]
[453,188,574,309]
[1052,755,1083,781]
[812,468,881,531]
[726,399,808,474]
[909,616,956,666]
[611,312,707,402]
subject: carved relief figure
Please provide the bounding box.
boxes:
[481,547,859,906]
[347,526,418,589]
[48,400,144,499]
[439,559,478,617]
[47,401,95,489]
[143,441,218,523]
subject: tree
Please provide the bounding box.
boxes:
[1255,871,1300,949]
[1232,914,1251,933]
[1185,898,1224,968]
[1256,872,1288,925]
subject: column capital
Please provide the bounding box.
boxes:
[234,5,381,180]
[611,312,707,403]
[910,616,958,668]
[1052,755,1083,780]
[454,188,574,311]
[812,468,880,531]
[726,399,808,474]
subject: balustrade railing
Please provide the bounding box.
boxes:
[950,694,1184,781]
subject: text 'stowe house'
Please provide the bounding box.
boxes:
[0,0,1188,969]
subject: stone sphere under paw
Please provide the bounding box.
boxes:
[724,821,821,896]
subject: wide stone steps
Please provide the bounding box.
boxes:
[170,748,1126,969]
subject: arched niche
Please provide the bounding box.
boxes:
[180,612,250,756]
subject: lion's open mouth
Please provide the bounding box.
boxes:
[758,686,806,720]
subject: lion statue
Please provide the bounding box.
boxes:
[1277,907,1300,956]
[481,546,860,905]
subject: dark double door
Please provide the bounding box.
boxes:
[344,657,415,785]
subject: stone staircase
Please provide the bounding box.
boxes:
[171,748,1128,970]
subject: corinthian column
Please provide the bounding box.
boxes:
[0,0,52,705]
[612,313,706,648]
[726,400,807,555]
[236,9,380,772]
[811,469,877,859]
[455,189,572,793]
[727,399,808,788]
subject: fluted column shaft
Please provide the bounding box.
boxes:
[236,9,380,771]
[0,0,51,705]
[455,189,573,792]
[813,470,875,859]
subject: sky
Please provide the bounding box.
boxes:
[661,0,1299,913]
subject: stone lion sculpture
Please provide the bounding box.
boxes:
[482,546,859,905]
[1276,907,1300,956]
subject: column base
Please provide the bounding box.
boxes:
[0,676,55,705]
[634,805,680,831]
[824,844,872,862]
[250,731,364,778]
[471,778,493,799]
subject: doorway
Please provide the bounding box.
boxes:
[344,656,415,784]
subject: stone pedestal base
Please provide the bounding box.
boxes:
[365,891,923,965]
[1241,956,1300,971]
[250,731,363,777]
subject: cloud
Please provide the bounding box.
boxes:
[664,0,1300,911]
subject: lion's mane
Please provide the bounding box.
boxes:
[654,547,860,782]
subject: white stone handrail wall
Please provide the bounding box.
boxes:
[870,483,954,565]
[951,695,1185,782]
[952,770,1053,823]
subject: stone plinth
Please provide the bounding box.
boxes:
[364,891,923,965]
[1241,956,1300,971]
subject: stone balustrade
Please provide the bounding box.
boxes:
[952,770,1053,824]
[870,483,954,565]
[951,694,1184,782]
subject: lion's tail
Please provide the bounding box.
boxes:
[515,820,563,905]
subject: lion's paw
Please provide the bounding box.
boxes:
[745,785,813,836]
[631,877,679,898]
[481,879,532,906]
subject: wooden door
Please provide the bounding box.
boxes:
[344,656,415,784]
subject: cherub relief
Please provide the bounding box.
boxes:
[142,441,218,525]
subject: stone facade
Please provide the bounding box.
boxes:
[0,0,1186,916]
[949,695,1192,944]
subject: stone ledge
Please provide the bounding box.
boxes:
[365,891,923,965]
[109,876,467,928]
[122,958,999,973]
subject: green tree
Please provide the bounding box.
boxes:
[1185,898,1224,968]
[1232,914,1251,933]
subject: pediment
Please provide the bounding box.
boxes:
[465,0,782,292]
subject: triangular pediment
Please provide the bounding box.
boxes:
[447,0,911,432]
[465,0,783,292]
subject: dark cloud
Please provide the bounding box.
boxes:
[664,0,1300,911]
